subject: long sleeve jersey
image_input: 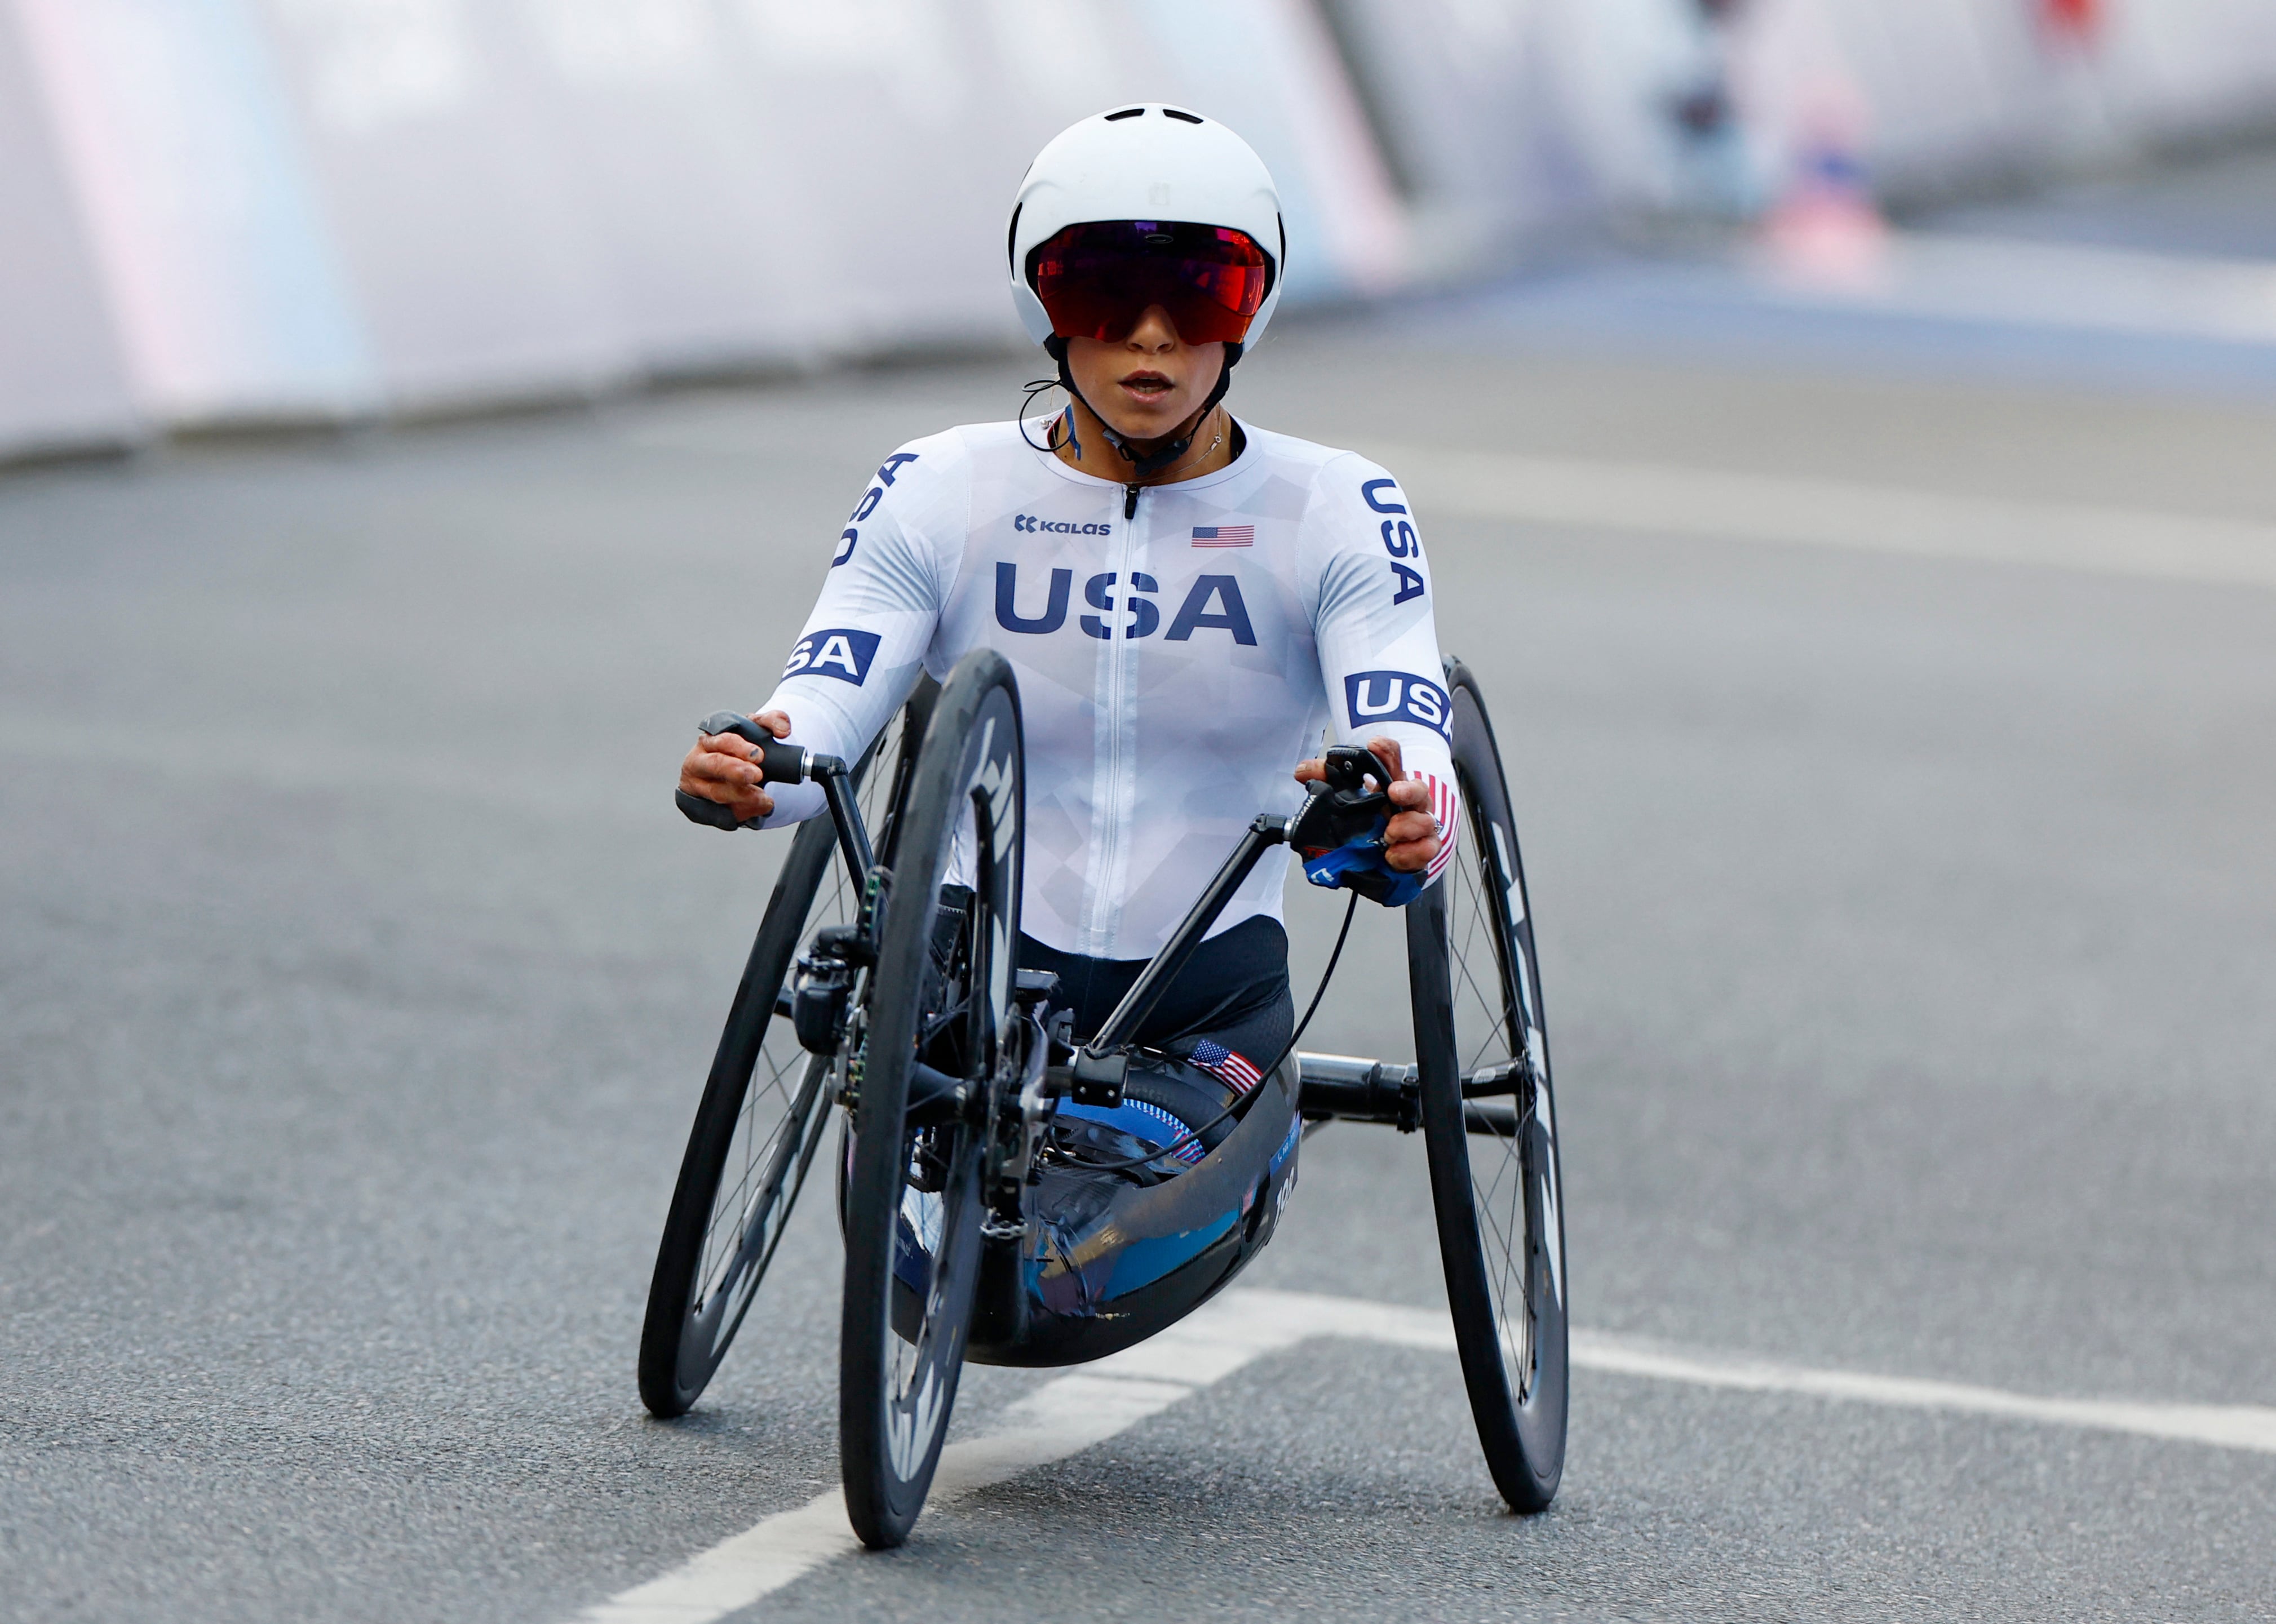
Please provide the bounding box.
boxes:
[755,415,1459,962]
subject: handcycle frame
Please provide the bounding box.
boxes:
[714,705,1538,1371]
[656,653,1565,1535]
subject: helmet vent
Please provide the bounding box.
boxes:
[1162,108,1203,124]
[1104,107,1145,121]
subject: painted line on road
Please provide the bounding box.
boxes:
[574,1287,2276,1622]
[1569,1327,2276,1454]
[573,1311,1310,1624]
[1367,443,2276,591]
[1242,1289,2276,1454]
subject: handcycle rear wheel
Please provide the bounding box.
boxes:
[840,650,1024,1549]
[636,686,930,1419]
[1407,658,1568,1511]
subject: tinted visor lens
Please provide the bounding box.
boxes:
[1029,220,1271,345]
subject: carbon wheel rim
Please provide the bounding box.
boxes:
[874,733,1007,1492]
[881,1123,985,1482]
[843,660,1021,1545]
[1444,788,1556,1404]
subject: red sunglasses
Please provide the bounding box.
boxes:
[1028,220,1272,347]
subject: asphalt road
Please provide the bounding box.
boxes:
[8,170,2276,1621]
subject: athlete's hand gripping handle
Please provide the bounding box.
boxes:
[1290,744,1426,908]
[676,711,813,829]
[1288,745,1392,854]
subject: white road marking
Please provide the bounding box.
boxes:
[1570,1331,2276,1454]
[573,1312,1309,1624]
[1365,442,2276,591]
[575,1287,2276,1622]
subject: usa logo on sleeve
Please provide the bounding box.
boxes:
[1343,669,1453,738]
[1191,523,1254,547]
[781,627,881,685]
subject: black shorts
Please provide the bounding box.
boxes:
[1018,916,1294,1158]
[1016,913,1294,1063]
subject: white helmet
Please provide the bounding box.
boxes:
[1007,104,1286,353]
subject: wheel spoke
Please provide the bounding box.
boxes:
[1449,849,1513,1076]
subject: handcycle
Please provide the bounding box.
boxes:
[640,650,1566,1547]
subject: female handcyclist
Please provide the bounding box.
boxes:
[678,105,1458,1169]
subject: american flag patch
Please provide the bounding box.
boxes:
[1189,1039,1264,1095]
[1191,524,1255,547]
[1415,770,1460,883]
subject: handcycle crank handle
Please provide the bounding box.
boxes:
[698,711,815,783]
[676,711,847,831]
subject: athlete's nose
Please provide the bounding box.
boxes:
[1123,304,1181,352]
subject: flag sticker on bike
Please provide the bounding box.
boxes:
[1190,1039,1263,1095]
[1343,671,1452,739]
[1191,524,1254,547]
[781,627,881,685]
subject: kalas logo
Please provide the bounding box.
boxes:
[1013,513,1112,536]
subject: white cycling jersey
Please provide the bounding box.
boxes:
[755,414,1459,961]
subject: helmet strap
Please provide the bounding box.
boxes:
[1047,337,1243,482]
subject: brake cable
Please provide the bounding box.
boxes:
[1068,891,1358,1175]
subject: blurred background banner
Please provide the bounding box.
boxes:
[5,0,2276,455]
[10,0,374,430]
[0,1,136,454]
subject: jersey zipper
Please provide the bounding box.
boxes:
[1090,486,1141,953]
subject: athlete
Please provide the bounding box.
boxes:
[677,105,1458,1161]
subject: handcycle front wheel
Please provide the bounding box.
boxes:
[1408,657,1568,1512]
[839,650,1024,1550]
[636,686,929,1419]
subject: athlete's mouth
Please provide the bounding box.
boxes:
[1118,370,1175,399]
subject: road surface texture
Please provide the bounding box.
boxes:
[7,152,2276,1622]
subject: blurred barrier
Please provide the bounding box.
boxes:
[1320,0,1743,265]
[1720,0,2276,213]
[3,0,2276,459]
[0,0,1419,451]
[7,0,373,436]
[0,4,136,454]
[259,0,630,410]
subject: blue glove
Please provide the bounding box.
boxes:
[1289,743,1431,908]
[1301,826,1428,909]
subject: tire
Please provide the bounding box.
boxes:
[637,682,933,1418]
[1407,659,1568,1512]
[840,651,1022,1549]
